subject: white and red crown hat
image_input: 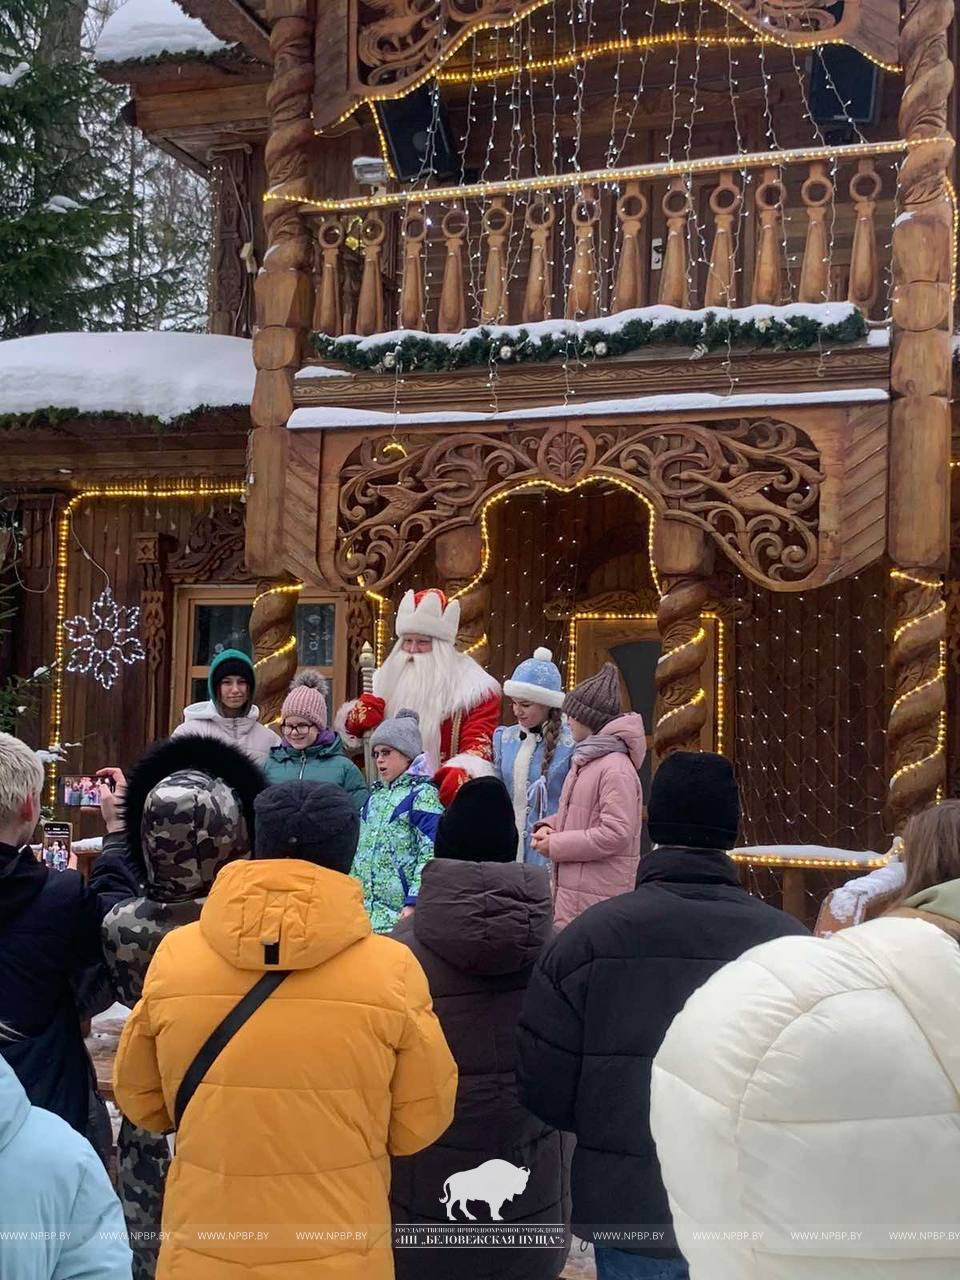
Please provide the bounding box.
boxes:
[395,588,461,645]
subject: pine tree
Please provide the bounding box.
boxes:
[0,0,132,337]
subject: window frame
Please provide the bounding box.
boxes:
[171,584,348,732]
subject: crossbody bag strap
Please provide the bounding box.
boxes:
[174,968,291,1129]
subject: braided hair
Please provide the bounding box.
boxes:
[540,707,562,777]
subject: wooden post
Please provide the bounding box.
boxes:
[312,217,344,336]
[798,161,834,304]
[847,159,881,315]
[523,197,555,323]
[438,206,468,333]
[658,178,691,309]
[246,0,316,579]
[704,172,741,309]
[654,520,714,758]
[399,205,427,331]
[480,198,511,324]
[752,167,786,305]
[612,182,647,313]
[356,211,387,336]
[250,578,300,727]
[436,525,488,668]
[887,0,954,828]
[565,185,600,320]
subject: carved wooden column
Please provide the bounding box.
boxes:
[436,525,489,669]
[654,520,714,758]
[247,0,316,580]
[250,578,301,726]
[135,533,173,742]
[887,0,954,827]
[209,144,256,337]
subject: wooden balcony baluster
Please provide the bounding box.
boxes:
[399,205,427,331]
[438,206,468,334]
[523,196,556,323]
[313,217,343,336]
[355,210,386,337]
[480,197,511,324]
[798,162,834,303]
[566,185,601,319]
[848,159,882,316]
[658,177,692,308]
[612,181,648,313]
[704,172,742,308]
[752,168,786,304]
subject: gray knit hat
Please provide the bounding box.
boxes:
[563,662,623,734]
[370,707,422,761]
[254,780,359,874]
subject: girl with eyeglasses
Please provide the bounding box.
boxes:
[264,673,369,813]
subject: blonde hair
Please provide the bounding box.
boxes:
[0,733,44,827]
[895,800,960,903]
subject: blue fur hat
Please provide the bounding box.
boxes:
[503,646,565,709]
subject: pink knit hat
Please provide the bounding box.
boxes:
[280,672,329,730]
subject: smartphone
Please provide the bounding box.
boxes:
[60,774,109,807]
[41,821,73,872]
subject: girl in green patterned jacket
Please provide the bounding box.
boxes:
[353,708,444,933]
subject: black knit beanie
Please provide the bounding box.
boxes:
[647,751,740,851]
[434,777,519,863]
[254,780,359,874]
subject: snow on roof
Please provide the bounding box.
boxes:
[288,385,889,431]
[0,331,254,422]
[95,0,231,64]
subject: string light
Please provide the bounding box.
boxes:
[438,31,762,85]
[281,137,931,214]
[369,104,396,179]
[463,632,489,656]
[254,634,297,667]
[889,565,947,793]
[730,851,891,871]
[252,582,303,608]
[49,481,246,803]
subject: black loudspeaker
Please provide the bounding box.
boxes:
[809,46,880,125]
[374,86,458,181]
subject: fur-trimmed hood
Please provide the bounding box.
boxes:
[121,736,267,896]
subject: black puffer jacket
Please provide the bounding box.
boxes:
[391,857,568,1280]
[516,846,810,1258]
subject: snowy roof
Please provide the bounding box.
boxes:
[95,0,231,64]
[0,332,254,423]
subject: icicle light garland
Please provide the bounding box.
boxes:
[312,306,867,373]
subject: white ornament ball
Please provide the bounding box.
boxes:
[499,345,513,359]
[593,341,608,356]
[383,351,396,368]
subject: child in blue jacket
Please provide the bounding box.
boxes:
[353,709,443,932]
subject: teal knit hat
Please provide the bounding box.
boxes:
[207,648,256,706]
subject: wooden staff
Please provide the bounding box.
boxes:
[359,641,377,785]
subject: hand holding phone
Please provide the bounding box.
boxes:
[95,768,126,834]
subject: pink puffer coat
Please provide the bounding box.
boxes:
[541,713,646,929]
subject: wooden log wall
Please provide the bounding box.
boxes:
[7,493,250,837]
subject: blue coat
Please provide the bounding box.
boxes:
[0,1056,132,1278]
[493,722,575,866]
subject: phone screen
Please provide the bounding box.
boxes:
[60,775,103,807]
[41,822,72,872]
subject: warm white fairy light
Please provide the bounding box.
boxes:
[63,586,146,691]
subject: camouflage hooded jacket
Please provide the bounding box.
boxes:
[102,737,265,1006]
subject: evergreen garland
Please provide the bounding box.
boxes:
[0,402,249,434]
[311,308,868,374]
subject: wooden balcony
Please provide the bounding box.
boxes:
[297,141,897,348]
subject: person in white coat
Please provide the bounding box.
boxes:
[650,802,960,1280]
[172,647,279,765]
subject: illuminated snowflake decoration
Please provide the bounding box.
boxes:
[63,587,145,690]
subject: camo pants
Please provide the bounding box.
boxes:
[117,1117,170,1280]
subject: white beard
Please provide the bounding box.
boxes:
[374,640,466,770]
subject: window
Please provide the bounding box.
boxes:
[172,586,347,729]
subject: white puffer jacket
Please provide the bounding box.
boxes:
[650,916,960,1280]
[171,700,280,765]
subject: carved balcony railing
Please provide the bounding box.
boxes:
[300,141,902,342]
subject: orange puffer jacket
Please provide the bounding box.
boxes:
[113,858,457,1280]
